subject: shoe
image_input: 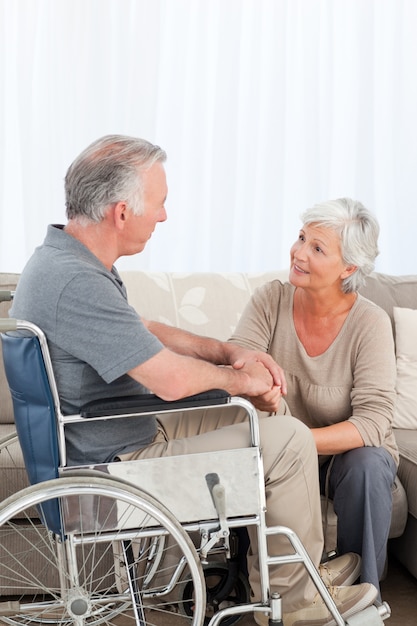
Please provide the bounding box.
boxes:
[319,552,361,587]
[253,582,378,626]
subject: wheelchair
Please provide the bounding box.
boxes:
[0,290,392,626]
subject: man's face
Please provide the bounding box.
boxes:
[123,162,168,255]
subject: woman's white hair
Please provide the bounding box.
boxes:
[301,197,380,293]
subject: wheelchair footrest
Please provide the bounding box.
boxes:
[346,603,391,625]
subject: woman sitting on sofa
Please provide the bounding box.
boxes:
[229,197,399,598]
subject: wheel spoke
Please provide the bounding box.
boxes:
[0,475,206,626]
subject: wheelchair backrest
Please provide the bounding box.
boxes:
[1,332,62,533]
[1,333,60,484]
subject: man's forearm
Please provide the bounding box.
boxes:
[144,320,286,395]
[144,320,230,364]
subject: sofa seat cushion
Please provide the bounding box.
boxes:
[0,353,13,425]
[0,273,20,426]
[0,424,28,503]
[394,428,417,519]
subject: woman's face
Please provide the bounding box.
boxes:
[289,223,351,291]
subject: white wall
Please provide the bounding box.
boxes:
[1,0,416,275]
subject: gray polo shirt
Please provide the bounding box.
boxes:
[11,225,163,465]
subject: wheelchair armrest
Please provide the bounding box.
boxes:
[0,290,14,303]
[80,389,231,418]
[0,319,17,332]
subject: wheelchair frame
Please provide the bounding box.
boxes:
[0,291,391,626]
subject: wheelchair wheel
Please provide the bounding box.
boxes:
[0,474,206,625]
[180,561,251,626]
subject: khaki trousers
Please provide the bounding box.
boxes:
[119,405,324,612]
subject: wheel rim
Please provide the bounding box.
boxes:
[0,476,206,626]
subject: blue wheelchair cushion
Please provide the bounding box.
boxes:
[1,333,62,534]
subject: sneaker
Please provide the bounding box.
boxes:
[254,582,378,626]
[319,552,361,587]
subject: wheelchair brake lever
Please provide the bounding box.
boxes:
[200,473,231,561]
[211,483,229,536]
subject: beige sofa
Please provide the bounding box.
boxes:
[1,269,417,581]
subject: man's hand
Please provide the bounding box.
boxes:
[237,359,275,397]
[229,346,287,395]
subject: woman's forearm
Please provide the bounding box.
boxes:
[311,421,364,455]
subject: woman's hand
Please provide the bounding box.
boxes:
[247,385,283,413]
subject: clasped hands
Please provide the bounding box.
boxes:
[230,346,286,413]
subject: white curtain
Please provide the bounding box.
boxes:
[1,0,417,275]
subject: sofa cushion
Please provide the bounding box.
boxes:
[359,272,417,324]
[121,271,287,340]
[0,350,13,425]
[0,424,28,503]
[394,429,417,520]
[393,307,417,429]
[0,273,20,425]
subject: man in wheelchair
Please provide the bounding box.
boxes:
[10,135,379,626]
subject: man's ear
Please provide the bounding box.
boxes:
[113,202,129,229]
